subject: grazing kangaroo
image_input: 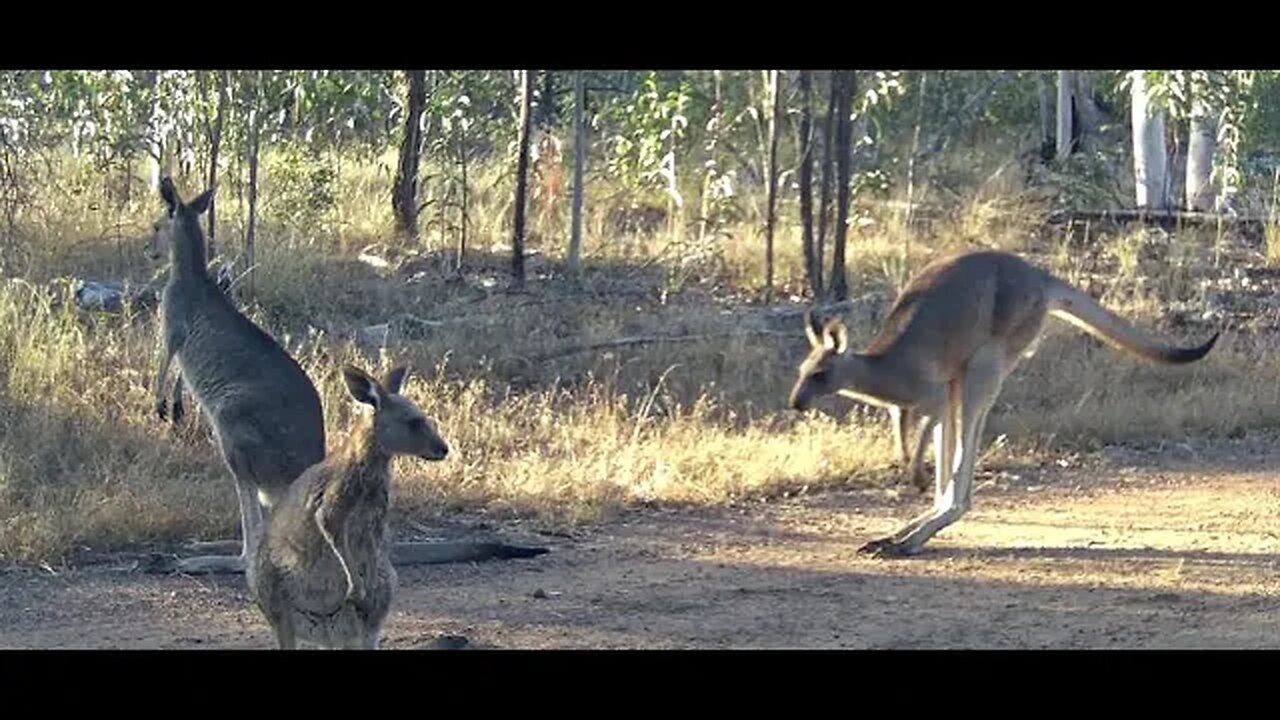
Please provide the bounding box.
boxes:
[789,249,1218,557]
[251,365,441,649]
[147,178,548,574]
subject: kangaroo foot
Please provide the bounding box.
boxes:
[857,537,920,558]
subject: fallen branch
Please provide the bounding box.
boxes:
[529,329,800,363]
[1045,208,1274,229]
[388,311,508,331]
[525,295,892,365]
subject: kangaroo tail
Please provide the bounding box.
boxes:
[391,541,550,566]
[1045,277,1219,364]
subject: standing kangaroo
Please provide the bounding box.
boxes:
[148,178,548,574]
[789,249,1218,557]
[148,178,328,575]
[251,365,443,649]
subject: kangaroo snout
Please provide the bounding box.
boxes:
[421,441,449,462]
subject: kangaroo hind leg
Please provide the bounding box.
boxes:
[861,348,1005,557]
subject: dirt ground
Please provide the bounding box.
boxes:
[1,436,1276,650]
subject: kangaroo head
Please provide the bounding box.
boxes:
[342,364,449,462]
[788,309,850,412]
[147,177,213,261]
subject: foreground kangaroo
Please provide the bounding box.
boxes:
[789,249,1218,557]
[251,365,442,649]
[148,178,548,574]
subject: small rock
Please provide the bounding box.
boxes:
[532,588,548,599]
[429,634,469,650]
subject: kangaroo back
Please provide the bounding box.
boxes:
[154,178,325,497]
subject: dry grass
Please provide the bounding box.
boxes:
[1266,167,1280,267]
[1,146,1277,566]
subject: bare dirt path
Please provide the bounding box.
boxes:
[2,438,1277,649]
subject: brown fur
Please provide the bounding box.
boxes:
[250,365,447,650]
[790,249,1218,556]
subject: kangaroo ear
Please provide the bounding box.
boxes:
[188,187,214,215]
[804,309,823,348]
[384,365,409,395]
[342,365,383,409]
[822,318,849,354]
[159,177,180,216]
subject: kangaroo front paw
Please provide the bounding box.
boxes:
[347,587,374,616]
[171,400,185,423]
[345,582,365,606]
[154,400,168,422]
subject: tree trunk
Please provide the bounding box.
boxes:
[1167,122,1185,210]
[815,72,837,297]
[205,70,228,261]
[903,71,929,285]
[1037,72,1053,160]
[512,69,534,287]
[1130,71,1170,210]
[798,70,817,297]
[142,71,163,194]
[438,165,449,252]
[697,71,725,245]
[1056,70,1075,160]
[1185,85,1217,211]
[764,70,781,300]
[245,72,262,297]
[456,89,469,274]
[904,71,928,230]
[538,71,557,129]
[392,70,427,240]
[1073,71,1102,143]
[568,71,586,276]
[830,70,855,302]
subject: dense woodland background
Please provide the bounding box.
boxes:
[2,70,1279,565]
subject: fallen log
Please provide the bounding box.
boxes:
[1045,208,1274,231]
[529,329,800,363]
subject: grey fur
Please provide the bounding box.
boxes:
[250,365,444,649]
[149,177,325,575]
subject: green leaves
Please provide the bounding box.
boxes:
[859,71,905,115]
[600,71,693,197]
